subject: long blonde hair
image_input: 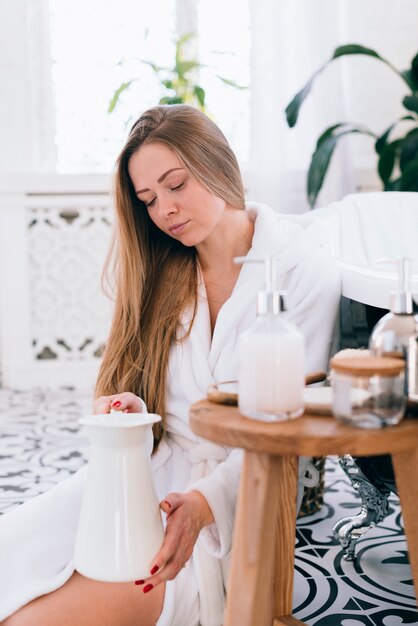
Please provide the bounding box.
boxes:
[95,105,245,448]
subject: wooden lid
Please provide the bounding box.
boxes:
[330,355,405,377]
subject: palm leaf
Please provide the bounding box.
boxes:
[308,123,375,207]
[175,60,202,79]
[108,81,134,113]
[159,96,184,105]
[175,32,196,68]
[401,52,418,92]
[141,60,166,74]
[377,139,401,184]
[403,95,418,114]
[193,85,206,108]
[217,76,248,89]
[177,32,196,49]
[399,156,418,190]
[286,44,410,128]
[386,143,418,191]
[384,177,403,191]
[375,115,416,154]
[399,128,418,173]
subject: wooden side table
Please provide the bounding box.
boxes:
[189,401,418,626]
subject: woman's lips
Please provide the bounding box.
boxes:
[169,220,190,235]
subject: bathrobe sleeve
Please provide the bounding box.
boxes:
[283,245,341,374]
[187,448,242,559]
[189,245,340,559]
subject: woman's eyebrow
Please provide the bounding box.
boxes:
[136,168,185,194]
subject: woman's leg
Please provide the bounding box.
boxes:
[2,572,165,626]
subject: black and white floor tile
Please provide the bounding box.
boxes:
[0,387,90,516]
[294,464,418,625]
[0,387,417,625]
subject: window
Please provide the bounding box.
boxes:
[48,0,250,174]
[197,0,250,166]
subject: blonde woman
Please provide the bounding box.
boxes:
[0,105,340,626]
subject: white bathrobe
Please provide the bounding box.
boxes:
[0,202,341,625]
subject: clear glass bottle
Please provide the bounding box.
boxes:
[330,355,406,429]
[369,258,418,405]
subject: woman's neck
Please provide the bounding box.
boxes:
[196,208,254,276]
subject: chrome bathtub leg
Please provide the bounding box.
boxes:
[332,454,391,561]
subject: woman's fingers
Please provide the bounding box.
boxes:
[140,528,191,590]
[109,392,144,413]
[137,492,205,593]
[93,396,112,414]
[93,392,145,415]
[137,558,186,593]
[149,516,181,576]
[159,492,181,517]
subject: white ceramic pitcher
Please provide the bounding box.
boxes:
[74,413,164,582]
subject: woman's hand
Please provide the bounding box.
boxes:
[93,392,145,414]
[135,491,214,593]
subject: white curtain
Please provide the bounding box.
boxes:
[248,0,354,213]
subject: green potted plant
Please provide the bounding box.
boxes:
[108,32,246,115]
[285,44,418,207]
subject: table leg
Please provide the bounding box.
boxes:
[392,448,418,602]
[224,452,298,626]
[273,456,298,617]
[273,617,306,626]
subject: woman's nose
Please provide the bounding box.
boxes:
[158,196,177,218]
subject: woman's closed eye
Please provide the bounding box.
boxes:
[170,182,184,192]
[144,181,185,208]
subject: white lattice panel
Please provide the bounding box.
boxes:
[27,198,112,361]
[0,192,114,390]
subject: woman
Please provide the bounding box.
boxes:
[0,105,340,626]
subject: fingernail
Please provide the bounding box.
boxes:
[150,565,159,575]
[112,401,121,408]
[143,584,153,593]
[164,500,172,508]
[134,579,145,585]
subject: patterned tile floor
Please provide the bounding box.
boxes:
[0,387,417,625]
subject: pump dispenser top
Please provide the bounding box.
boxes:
[234,256,305,421]
[234,255,285,316]
[389,257,413,314]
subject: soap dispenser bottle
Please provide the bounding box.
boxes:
[235,256,305,421]
[369,257,418,404]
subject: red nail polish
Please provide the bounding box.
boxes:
[112,400,121,408]
[164,500,172,508]
[143,584,153,593]
[150,565,159,575]
[134,579,145,585]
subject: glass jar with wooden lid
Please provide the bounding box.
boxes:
[330,355,406,428]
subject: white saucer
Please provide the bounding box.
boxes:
[303,387,333,415]
[303,387,371,415]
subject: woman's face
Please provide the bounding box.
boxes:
[128,142,227,247]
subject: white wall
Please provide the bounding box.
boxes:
[340,0,418,172]
[0,0,55,177]
[0,0,34,174]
